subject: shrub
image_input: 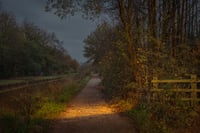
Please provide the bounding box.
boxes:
[128,104,150,133]
[0,76,89,133]
[12,93,42,124]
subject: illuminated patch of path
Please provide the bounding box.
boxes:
[52,77,137,133]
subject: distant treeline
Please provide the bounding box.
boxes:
[0,11,79,79]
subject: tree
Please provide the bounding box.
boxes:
[46,0,146,87]
[46,0,200,95]
[0,10,79,78]
[84,22,135,98]
[0,12,24,78]
[84,22,116,64]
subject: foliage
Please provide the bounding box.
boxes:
[0,76,90,133]
[0,11,79,79]
[12,93,42,124]
[45,0,200,77]
[84,22,136,99]
[36,81,80,118]
[128,93,199,133]
[127,104,150,132]
[45,0,200,96]
[82,16,200,133]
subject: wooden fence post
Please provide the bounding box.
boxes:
[152,76,158,101]
[191,75,197,106]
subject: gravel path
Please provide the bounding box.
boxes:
[52,77,137,133]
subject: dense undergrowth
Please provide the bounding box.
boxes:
[108,91,200,133]
[0,75,90,133]
[128,103,199,133]
[85,22,200,133]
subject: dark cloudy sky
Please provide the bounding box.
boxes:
[0,0,97,63]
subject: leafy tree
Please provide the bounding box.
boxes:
[0,11,79,79]
[46,0,144,88]
[46,1,200,132]
[84,22,134,99]
[46,0,200,92]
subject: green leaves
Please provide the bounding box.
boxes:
[0,11,79,79]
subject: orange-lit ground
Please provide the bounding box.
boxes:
[52,77,137,133]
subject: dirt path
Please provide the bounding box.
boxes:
[52,77,137,133]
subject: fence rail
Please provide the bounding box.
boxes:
[151,75,200,104]
[0,78,65,94]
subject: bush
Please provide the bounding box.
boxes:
[0,76,90,133]
[128,104,150,133]
[12,93,42,124]
[149,101,198,132]
[128,92,200,133]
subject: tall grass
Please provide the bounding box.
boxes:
[0,76,90,133]
[127,93,199,133]
[36,81,81,119]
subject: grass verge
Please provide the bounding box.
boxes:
[0,76,90,133]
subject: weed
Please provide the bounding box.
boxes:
[12,93,42,124]
[128,104,150,133]
[128,91,199,133]
[0,76,90,133]
[56,82,79,103]
[35,101,64,119]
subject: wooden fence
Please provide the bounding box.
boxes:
[151,75,200,105]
